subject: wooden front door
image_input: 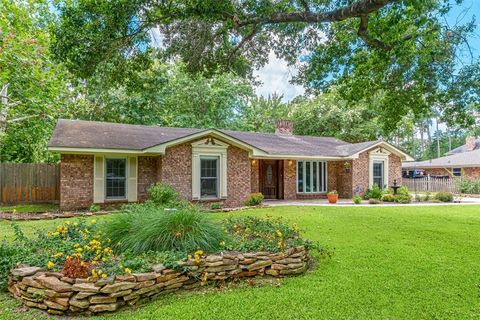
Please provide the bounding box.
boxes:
[261,160,278,199]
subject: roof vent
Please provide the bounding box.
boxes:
[465,136,477,151]
[275,120,293,135]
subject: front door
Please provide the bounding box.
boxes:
[261,160,278,199]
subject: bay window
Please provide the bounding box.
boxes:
[297,161,327,193]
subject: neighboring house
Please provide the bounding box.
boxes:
[402,137,480,179]
[48,119,412,210]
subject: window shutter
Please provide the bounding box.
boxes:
[192,153,200,199]
[127,156,138,202]
[93,156,105,203]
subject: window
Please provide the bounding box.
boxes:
[452,168,462,177]
[200,157,218,198]
[372,161,384,188]
[297,161,327,193]
[105,158,127,199]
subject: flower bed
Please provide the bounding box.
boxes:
[8,246,309,315]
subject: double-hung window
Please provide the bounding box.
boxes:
[105,158,127,199]
[452,168,462,177]
[297,161,327,193]
[200,157,219,198]
[372,161,384,188]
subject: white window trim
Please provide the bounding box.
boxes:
[105,157,128,200]
[192,138,228,200]
[368,148,390,189]
[296,160,328,194]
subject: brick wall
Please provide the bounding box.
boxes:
[224,146,251,207]
[60,154,93,210]
[422,167,480,180]
[138,156,159,201]
[251,160,260,193]
[283,160,296,200]
[388,153,402,185]
[159,143,192,201]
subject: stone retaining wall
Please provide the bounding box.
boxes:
[8,247,309,315]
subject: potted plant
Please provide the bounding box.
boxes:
[327,190,338,204]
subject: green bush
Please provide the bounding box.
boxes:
[244,192,265,206]
[364,185,382,200]
[353,196,362,204]
[381,194,395,202]
[210,202,222,210]
[434,192,454,202]
[147,183,180,206]
[103,205,225,254]
[457,179,480,194]
[89,204,100,212]
[424,192,431,201]
[394,186,412,204]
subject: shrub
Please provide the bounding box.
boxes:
[353,196,362,204]
[147,183,180,206]
[457,179,480,194]
[210,202,222,210]
[89,204,100,212]
[364,185,382,200]
[394,186,412,204]
[424,192,431,201]
[368,198,381,204]
[381,194,395,202]
[328,190,338,195]
[244,192,264,206]
[103,205,225,254]
[434,192,453,202]
[414,194,423,202]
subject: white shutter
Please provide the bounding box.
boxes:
[192,153,200,199]
[127,156,138,202]
[93,156,105,203]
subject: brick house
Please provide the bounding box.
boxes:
[48,119,413,210]
[402,137,480,179]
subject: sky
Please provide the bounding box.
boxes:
[254,0,480,102]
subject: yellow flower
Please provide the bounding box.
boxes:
[76,247,83,253]
[101,274,107,279]
[219,241,225,247]
[51,232,59,236]
[52,252,64,258]
[194,250,203,256]
[276,230,283,237]
[124,268,132,274]
[98,270,103,275]
[65,221,71,225]
[74,243,81,248]
[91,219,97,225]
[47,261,55,269]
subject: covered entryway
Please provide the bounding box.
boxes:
[259,160,284,199]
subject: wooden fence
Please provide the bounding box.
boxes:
[0,163,60,204]
[403,177,459,193]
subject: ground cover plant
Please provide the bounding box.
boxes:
[0,204,58,213]
[1,205,480,319]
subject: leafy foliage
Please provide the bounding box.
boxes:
[353,196,362,205]
[147,183,181,207]
[457,179,480,194]
[434,192,454,202]
[244,192,264,206]
[363,185,383,200]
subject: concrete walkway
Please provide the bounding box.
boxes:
[265,197,480,207]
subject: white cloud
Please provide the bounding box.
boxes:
[253,51,305,102]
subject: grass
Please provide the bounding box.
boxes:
[2,205,480,319]
[0,204,58,213]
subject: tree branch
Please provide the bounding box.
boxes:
[234,0,396,27]
[357,15,392,50]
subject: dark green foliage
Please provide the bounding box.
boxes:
[353,196,362,205]
[103,205,225,254]
[394,186,412,204]
[244,192,264,206]
[89,204,100,212]
[210,202,222,210]
[457,179,480,194]
[434,192,454,202]
[147,183,180,207]
[364,185,383,200]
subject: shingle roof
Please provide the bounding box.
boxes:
[446,138,480,155]
[48,119,395,158]
[402,149,480,168]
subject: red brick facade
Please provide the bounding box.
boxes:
[421,167,480,179]
[59,143,405,209]
[60,154,94,210]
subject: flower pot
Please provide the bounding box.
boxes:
[327,193,338,204]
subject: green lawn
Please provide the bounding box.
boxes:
[2,205,480,319]
[0,204,59,214]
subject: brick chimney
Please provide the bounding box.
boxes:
[275,120,293,135]
[465,136,477,151]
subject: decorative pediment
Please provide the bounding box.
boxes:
[369,147,391,156]
[191,137,229,149]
